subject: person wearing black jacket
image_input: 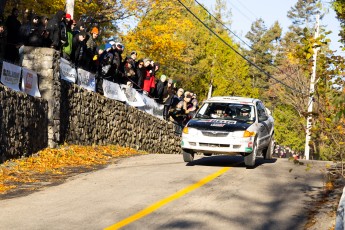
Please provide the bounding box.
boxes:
[112,42,124,84]
[46,10,66,50]
[136,59,145,90]
[5,8,21,63]
[155,74,167,103]
[19,14,44,47]
[71,31,87,69]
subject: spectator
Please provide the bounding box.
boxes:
[5,7,21,63]
[182,93,193,124]
[155,74,167,103]
[86,26,99,72]
[152,61,160,77]
[170,88,184,109]
[96,43,114,94]
[136,59,145,90]
[46,10,66,50]
[162,79,175,120]
[142,58,156,96]
[130,51,137,68]
[71,31,88,69]
[111,42,124,84]
[19,14,43,47]
[189,92,199,115]
[73,20,85,36]
[62,20,74,61]
[65,14,72,24]
[123,56,136,85]
[169,101,186,128]
[40,16,50,47]
[176,88,184,101]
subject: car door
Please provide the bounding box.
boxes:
[256,101,270,148]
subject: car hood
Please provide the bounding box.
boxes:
[187,118,252,132]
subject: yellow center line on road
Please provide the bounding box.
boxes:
[104,167,231,230]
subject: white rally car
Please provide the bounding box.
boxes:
[181,96,274,167]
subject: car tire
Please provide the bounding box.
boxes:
[183,149,194,162]
[263,136,274,160]
[244,139,257,167]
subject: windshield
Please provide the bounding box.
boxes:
[195,102,256,122]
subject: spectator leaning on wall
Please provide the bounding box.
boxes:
[46,10,66,50]
[5,7,21,63]
[85,26,99,72]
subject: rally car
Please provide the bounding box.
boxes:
[181,96,274,167]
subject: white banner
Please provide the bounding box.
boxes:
[21,67,41,97]
[77,68,96,92]
[103,80,127,101]
[121,85,145,107]
[0,61,21,92]
[139,94,164,119]
[60,58,77,83]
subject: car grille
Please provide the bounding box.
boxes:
[202,131,229,137]
[199,143,230,148]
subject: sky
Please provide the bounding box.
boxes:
[197,0,344,55]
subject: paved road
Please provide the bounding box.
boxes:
[0,154,330,230]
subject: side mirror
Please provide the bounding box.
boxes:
[258,115,268,122]
[265,108,272,116]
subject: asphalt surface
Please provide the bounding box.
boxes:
[0,154,330,230]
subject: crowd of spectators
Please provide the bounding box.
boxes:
[0,8,199,129]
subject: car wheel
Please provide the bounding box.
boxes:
[244,139,257,167]
[183,149,194,162]
[263,136,274,160]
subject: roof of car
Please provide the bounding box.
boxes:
[205,96,259,104]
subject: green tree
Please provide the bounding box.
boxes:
[244,19,282,99]
[273,0,344,160]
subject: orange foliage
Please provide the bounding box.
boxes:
[0,145,146,194]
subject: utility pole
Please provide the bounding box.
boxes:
[207,80,213,99]
[66,0,75,19]
[304,14,320,160]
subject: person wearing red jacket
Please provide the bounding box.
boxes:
[142,58,156,96]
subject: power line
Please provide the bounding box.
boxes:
[234,0,259,20]
[227,1,254,24]
[179,0,307,95]
[193,0,306,91]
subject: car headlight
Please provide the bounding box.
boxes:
[243,130,255,137]
[182,127,198,135]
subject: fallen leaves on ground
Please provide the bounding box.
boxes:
[0,145,146,195]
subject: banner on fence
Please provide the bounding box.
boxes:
[60,58,77,83]
[121,85,145,107]
[103,79,127,101]
[0,61,21,91]
[77,68,96,92]
[21,67,41,97]
[139,93,164,119]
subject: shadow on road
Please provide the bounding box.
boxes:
[186,155,277,168]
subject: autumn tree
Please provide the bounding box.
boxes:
[2,0,153,41]
[123,0,256,100]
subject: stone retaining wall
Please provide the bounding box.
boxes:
[60,81,181,154]
[0,85,48,162]
[0,47,181,161]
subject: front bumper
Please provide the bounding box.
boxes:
[181,132,255,155]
